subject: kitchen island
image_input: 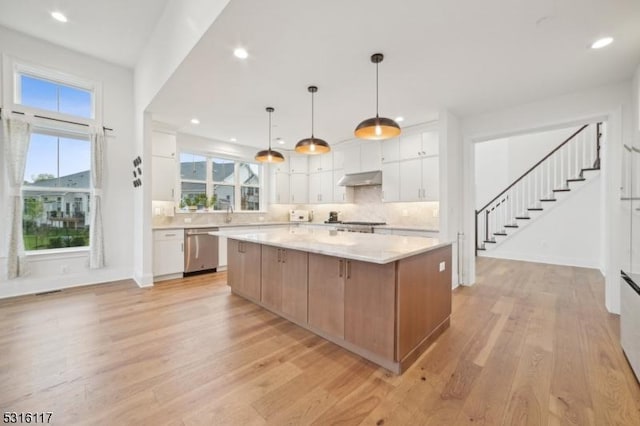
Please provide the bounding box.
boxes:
[211,227,452,374]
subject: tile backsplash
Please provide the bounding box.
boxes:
[152,186,439,229]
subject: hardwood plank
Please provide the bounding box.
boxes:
[0,257,638,425]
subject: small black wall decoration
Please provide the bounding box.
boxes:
[132,156,142,188]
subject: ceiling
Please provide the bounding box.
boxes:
[0,0,169,67]
[149,0,640,149]
[1,0,638,151]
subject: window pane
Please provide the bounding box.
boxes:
[20,75,57,112]
[212,158,235,183]
[213,185,234,210]
[19,74,92,118]
[59,85,92,118]
[239,162,260,186]
[23,191,90,251]
[241,187,260,211]
[180,153,207,181]
[180,182,206,209]
[23,134,90,188]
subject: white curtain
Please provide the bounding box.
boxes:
[89,130,105,269]
[2,116,31,279]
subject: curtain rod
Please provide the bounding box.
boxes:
[0,107,113,132]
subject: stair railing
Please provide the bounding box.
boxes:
[475,122,602,254]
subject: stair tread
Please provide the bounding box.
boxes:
[553,188,571,192]
[540,199,557,202]
[504,225,519,228]
[477,247,486,251]
[515,216,531,220]
[483,240,497,244]
[493,232,507,236]
[528,208,543,211]
[567,178,586,182]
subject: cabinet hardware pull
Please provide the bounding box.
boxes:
[181,242,183,252]
[346,260,351,279]
[165,233,176,237]
[339,259,343,277]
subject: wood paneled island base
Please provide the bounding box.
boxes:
[225,233,452,374]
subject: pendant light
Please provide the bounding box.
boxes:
[354,53,401,140]
[295,85,330,155]
[255,107,285,163]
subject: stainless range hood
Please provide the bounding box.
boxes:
[337,170,382,186]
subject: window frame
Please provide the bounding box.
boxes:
[178,150,265,213]
[6,57,102,126]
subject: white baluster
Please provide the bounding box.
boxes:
[582,129,587,170]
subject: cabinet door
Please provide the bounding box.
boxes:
[399,158,422,201]
[333,169,353,204]
[421,131,439,156]
[360,140,381,172]
[345,260,396,359]
[152,156,176,201]
[308,253,345,339]
[308,173,322,203]
[152,131,176,158]
[320,152,333,171]
[281,249,309,323]
[382,162,400,202]
[399,132,422,160]
[153,231,183,276]
[274,172,290,204]
[227,239,242,289]
[261,246,283,311]
[381,137,399,163]
[421,156,439,201]
[342,143,361,174]
[289,154,308,173]
[319,170,333,203]
[218,236,228,268]
[242,242,262,300]
[289,174,309,204]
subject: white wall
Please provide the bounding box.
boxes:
[0,26,135,298]
[482,175,602,268]
[133,0,230,287]
[462,81,633,314]
[475,126,581,208]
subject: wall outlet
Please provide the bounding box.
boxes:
[184,217,192,223]
[439,261,446,272]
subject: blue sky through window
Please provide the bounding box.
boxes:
[20,75,92,118]
[24,134,90,185]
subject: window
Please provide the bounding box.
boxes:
[179,152,262,212]
[22,132,91,250]
[11,61,98,252]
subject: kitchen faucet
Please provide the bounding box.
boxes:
[225,204,234,223]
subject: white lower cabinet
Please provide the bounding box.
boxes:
[153,230,184,279]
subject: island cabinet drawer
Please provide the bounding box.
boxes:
[396,245,452,361]
[308,253,396,360]
[261,246,308,323]
[227,239,262,301]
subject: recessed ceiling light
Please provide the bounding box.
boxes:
[277,138,285,145]
[395,116,405,122]
[190,118,200,124]
[230,137,237,142]
[233,48,248,59]
[51,11,68,23]
[591,37,613,49]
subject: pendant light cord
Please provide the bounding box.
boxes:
[268,109,272,151]
[311,90,315,138]
[376,61,379,118]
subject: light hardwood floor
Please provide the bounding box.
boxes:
[1,257,639,425]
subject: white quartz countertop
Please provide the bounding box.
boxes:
[153,222,291,230]
[210,227,451,264]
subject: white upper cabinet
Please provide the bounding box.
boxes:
[309,153,333,172]
[399,158,423,201]
[333,169,354,204]
[289,154,309,174]
[335,143,360,173]
[272,171,290,204]
[309,170,333,203]
[289,173,309,204]
[381,162,400,202]
[421,156,439,201]
[381,137,399,163]
[360,140,382,172]
[399,130,439,160]
[152,131,176,158]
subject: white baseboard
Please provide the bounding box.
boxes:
[479,250,601,270]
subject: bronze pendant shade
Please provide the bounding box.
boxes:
[354,53,401,140]
[255,107,285,163]
[295,86,330,155]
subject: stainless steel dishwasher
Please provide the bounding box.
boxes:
[184,227,219,274]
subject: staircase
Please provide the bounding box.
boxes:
[475,122,602,254]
